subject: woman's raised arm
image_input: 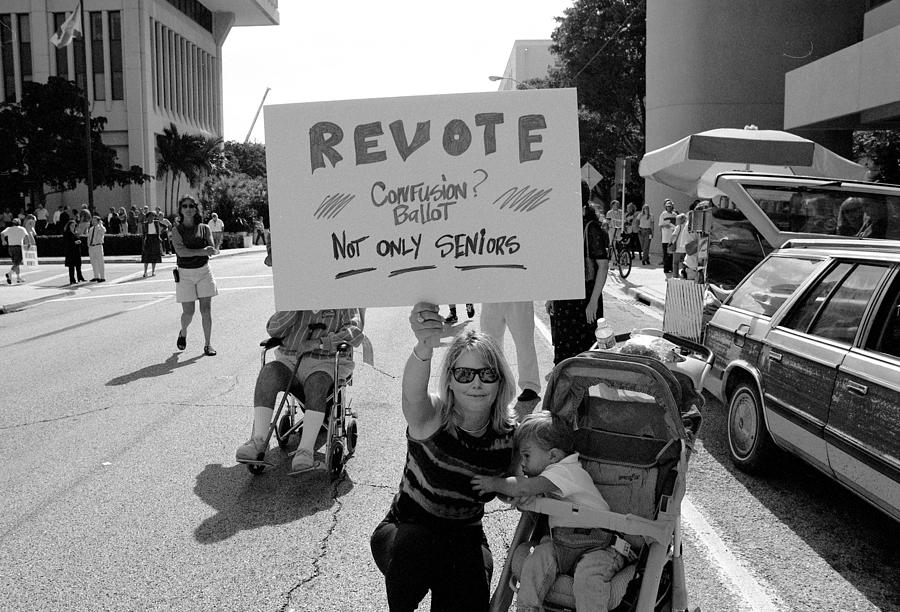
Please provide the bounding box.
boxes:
[401,302,449,435]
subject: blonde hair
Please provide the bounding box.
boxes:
[436,329,517,434]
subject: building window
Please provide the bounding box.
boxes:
[109,11,123,100]
[1,14,14,102]
[164,0,212,33]
[17,14,31,89]
[90,12,104,100]
[73,17,86,94]
[53,13,68,78]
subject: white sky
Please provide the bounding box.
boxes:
[221,1,572,143]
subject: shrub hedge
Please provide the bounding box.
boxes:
[0,232,251,258]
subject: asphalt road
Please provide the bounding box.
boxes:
[1,253,897,611]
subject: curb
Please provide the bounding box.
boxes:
[0,289,77,314]
[623,286,666,312]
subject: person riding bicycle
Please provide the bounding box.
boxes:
[236,308,365,472]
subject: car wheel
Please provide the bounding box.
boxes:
[727,382,776,473]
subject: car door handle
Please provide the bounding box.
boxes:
[847,381,868,396]
[769,350,782,362]
[733,324,750,348]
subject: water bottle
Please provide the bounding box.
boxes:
[594,318,616,350]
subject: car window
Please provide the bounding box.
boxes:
[727,256,823,317]
[744,187,900,240]
[864,272,900,359]
[784,263,888,345]
[782,263,853,332]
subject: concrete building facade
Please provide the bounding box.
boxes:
[494,39,556,90]
[0,0,278,213]
[644,0,867,215]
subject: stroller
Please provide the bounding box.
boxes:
[490,341,706,612]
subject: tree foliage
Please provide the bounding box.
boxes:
[156,123,225,214]
[199,173,268,232]
[0,77,151,206]
[853,130,900,184]
[527,0,646,204]
[223,141,267,178]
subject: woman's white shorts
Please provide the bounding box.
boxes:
[175,265,218,303]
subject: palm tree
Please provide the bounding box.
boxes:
[156,123,185,215]
[156,124,223,215]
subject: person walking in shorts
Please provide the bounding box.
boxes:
[170,195,219,356]
[1,218,28,284]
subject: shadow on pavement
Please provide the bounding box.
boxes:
[696,393,900,610]
[192,460,354,543]
[106,352,203,385]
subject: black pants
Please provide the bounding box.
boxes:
[371,508,493,611]
[549,285,604,365]
[662,243,673,273]
[67,262,84,283]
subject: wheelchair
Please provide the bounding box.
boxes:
[238,336,359,482]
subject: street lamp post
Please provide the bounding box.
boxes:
[487,75,534,90]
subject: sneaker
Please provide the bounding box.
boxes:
[517,389,540,402]
[290,448,315,472]
[235,438,267,462]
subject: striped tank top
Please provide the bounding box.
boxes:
[393,423,516,526]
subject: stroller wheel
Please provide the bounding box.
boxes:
[328,441,345,481]
[247,463,266,475]
[346,418,358,455]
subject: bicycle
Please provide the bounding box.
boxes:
[608,228,633,278]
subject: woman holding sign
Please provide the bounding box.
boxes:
[370,303,518,611]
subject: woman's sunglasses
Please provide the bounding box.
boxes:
[450,367,500,384]
[180,203,197,209]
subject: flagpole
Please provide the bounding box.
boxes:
[78,0,95,213]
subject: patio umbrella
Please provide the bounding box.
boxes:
[639,127,867,198]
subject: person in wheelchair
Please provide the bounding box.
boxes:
[472,411,626,612]
[235,308,365,472]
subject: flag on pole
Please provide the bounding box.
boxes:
[50,2,82,49]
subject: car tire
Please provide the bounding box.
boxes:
[727,381,776,473]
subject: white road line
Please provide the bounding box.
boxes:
[52,285,274,301]
[127,296,171,311]
[682,498,783,611]
[531,312,782,612]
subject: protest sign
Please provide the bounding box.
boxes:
[264,89,583,309]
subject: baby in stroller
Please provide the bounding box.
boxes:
[488,338,705,612]
[473,411,631,611]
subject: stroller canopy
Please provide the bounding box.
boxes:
[542,352,702,443]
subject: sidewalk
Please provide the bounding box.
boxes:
[0,245,267,314]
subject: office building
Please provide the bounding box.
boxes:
[0,0,279,211]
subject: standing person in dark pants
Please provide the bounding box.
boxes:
[141,211,163,277]
[62,220,85,284]
[370,304,518,611]
[547,182,610,365]
[658,199,677,274]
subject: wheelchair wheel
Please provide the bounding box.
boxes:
[328,440,344,481]
[346,418,358,455]
[276,412,299,453]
